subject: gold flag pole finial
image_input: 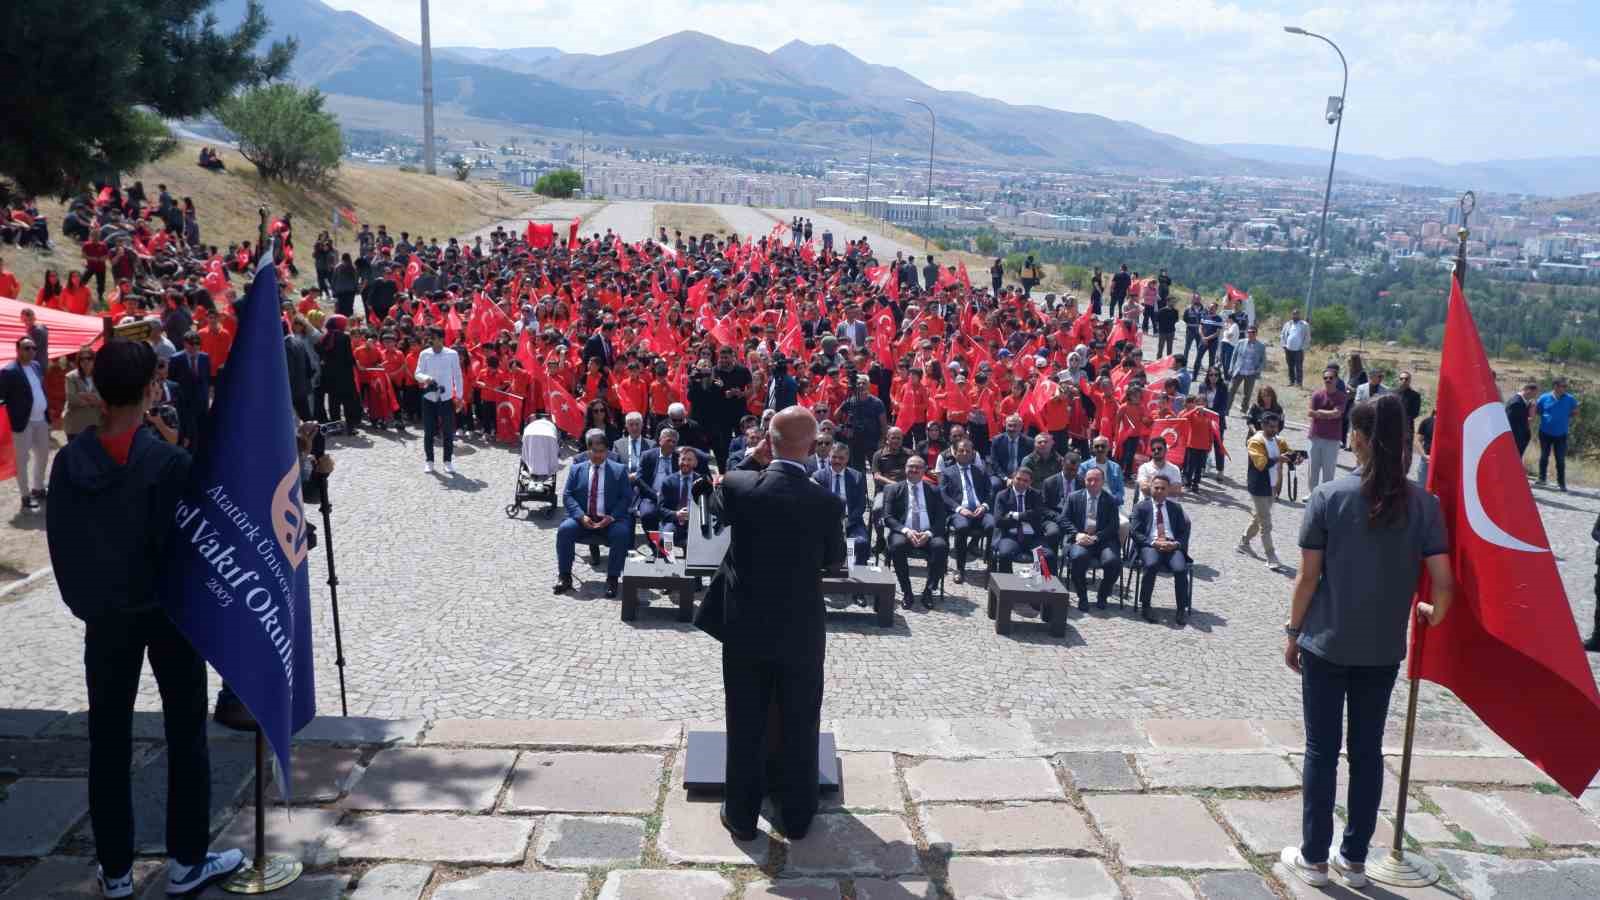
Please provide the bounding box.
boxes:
[1455,191,1476,286]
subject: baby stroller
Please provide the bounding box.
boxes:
[507,416,560,519]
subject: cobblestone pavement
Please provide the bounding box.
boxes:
[1,716,1595,899]
[3,378,1597,726]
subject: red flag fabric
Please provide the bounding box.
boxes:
[526,222,555,249]
[403,258,422,292]
[686,279,711,313]
[1150,417,1189,458]
[1225,284,1249,303]
[0,427,13,481]
[567,217,581,251]
[547,383,584,435]
[1410,277,1600,797]
[516,329,538,375]
[710,312,738,348]
[779,324,804,359]
[615,237,631,272]
[444,308,462,345]
[957,261,971,290]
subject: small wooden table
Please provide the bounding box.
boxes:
[987,573,1072,638]
[820,565,898,627]
[620,556,696,623]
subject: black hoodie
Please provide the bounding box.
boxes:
[46,425,191,622]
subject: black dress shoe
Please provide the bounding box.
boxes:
[902,592,916,610]
[605,579,618,599]
[920,589,935,610]
[1097,597,1108,610]
[1175,609,1189,626]
[719,805,758,842]
[1078,597,1089,612]
[588,548,602,567]
[553,577,572,595]
[1585,634,1600,653]
[953,569,965,584]
[1141,608,1158,624]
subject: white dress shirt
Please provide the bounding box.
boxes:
[580,459,607,517]
[1280,319,1309,351]
[20,363,46,422]
[1138,460,1182,489]
[415,346,464,402]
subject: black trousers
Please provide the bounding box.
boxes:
[86,610,211,876]
[1539,432,1568,487]
[888,532,947,595]
[1068,543,1121,600]
[948,512,994,570]
[1284,349,1305,386]
[422,398,456,463]
[1138,547,1190,612]
[333,291,355,318]
[721,644,824,837]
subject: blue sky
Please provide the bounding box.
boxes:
[327,0,1600,162]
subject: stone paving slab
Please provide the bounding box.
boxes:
[598,870,731,900]
[1085,794,1248,870]
[264,746,363,804]
[902,757,1064,803]
[0,778,88,857]
[505,751,663,814]
[831,720,953,755]
[1032,718,1151,751]
[343,747,516,812]
[1396,810,1458,844]
[1193,870,1280,900]
[1216,796,1303,855]
[658,795,770,865]
[1144,719,1271,751]
[331,813,534,863]
[294,716,425,746]
[1139,752,1300,789]
[1425,787,1529,848]
[41,711,167,742]
[1382,721,1498,755]
[742,878,843,899]
[534,814,646,868]
[782,813,920,877]
[1494,790,1600,846]
[0,740,96,777]
[348,863,434,900]
[215,807,342,866]
[1057,750,1142,791]
[1395,755,1549,786]
[432,871,586,900]
[944,857,1120,899]
[824,752,903,811]
[0,856,161,899]
[1128,875,1198,899]
[136,874,348,900]
[1434,848,1600,899]
[0,708,66,739]
[1273,862,1458,899]
[424,718,681,748]
[853,878,938,900]
[1254,719,1305,752]
[918,801,1098,853]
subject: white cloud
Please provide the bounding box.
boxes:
[323,0,1600,161]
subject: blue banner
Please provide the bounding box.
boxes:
[166,252,315,784]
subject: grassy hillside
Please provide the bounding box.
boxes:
[6,142,535,304]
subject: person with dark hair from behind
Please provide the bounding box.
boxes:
[1280,393,1453,890]
[45,340,242,898]
[1588,513,1600,653]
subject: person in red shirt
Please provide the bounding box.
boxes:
[1115,385,1152,476]
[0,255,19,300]
[35,270,63,309]
[646,361,675,432]
[81,236,109,299]
[197,317,233,376]
[61,271,92,315]
[475,355,509,436]
[612,359,648,417]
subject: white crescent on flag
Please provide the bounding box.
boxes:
[1461,402,1547,554]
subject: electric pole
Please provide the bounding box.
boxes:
[420,0,437,175]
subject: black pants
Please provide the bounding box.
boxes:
[1109,293,1125,320]
[1191,342,1216,377]
[721,644,824,837]
[1284,349,1305,386]
[888,532,947,595]
[1539,432,1568,487]
[993,532,1051,573]
[1068,543,1121,601]
[86,610,211,876]
[1141,305,1156,332]
[948,512,994,571]
[323,375,361,431]
[1138,547,1190,612]
[1120,437,1141,484]
[85,266,106,299]
[334,292,355,318]
[1182,448,1208,488]
[291,391,313,424]
[1182,330,1200,364]
[1156,332,1174,357]
[422,398,455,463]
[317,269,333,296]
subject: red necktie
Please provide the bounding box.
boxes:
[588,466,600,518]
[1156,503,1167,540]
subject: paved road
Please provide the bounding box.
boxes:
[766,206,928,264]
[582,200,657,242]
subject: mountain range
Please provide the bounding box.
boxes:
[211,0,1596,196]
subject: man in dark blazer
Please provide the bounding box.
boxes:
[986,414,1027,494]
[692,406,845,843]
[814,442,869,566]
[1131,473,1192,625]
[882,455,948,609]
[940,439,993,582]
[1,337,52,510]
[655,446,704,548]
[1060,467,1123,610]
[582,320,618,370]
[635,428,709,533]
[555,428,635,597]
[166,332,211,452]
[991,466,1051,573]
[611,412,655,477]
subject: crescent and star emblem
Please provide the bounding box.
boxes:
[1462,402,1547,554]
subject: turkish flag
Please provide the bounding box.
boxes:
[710,312,739,348]
[526,222,555,249]
[1412,277,1600,797]
[686,279,711,313]
[1151,418,1188,457]
[444,307,462,346]
[614,236,630,272]
[0,427,14,481]
[567,217,581,251]
[547,383,585,435]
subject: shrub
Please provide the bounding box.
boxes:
[534,169,582,198]
[217,84,342,184]
[1310,304,1352,346]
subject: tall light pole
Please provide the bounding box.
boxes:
[1284,25,1346,319]
[420,0,436,175]
[864,128,873,220]
[574,117,587,197]
[905,98,935,251]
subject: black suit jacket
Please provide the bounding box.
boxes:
[694,461,846,658]
[814,465,868,525]
[637,446,710,500]
[0,360,47,431]
[167,352,211,420]
[882,479,948,537]
[988,431,1026,480]
[582,333,615,369]
[1041,471,1082,514]
[993,486,1047,541]
[1131,498,1191,556]
[1060,489,1121,554]
[939,464,992,515]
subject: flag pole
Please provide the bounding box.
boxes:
[222,731,303,893]
[1369,189,1472,889]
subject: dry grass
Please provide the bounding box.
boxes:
[651,204,734,239]
[6,141,535,303]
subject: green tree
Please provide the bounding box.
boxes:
[449,155,471,181]
[974,234,998,256]
[534,169,583,198]
[217,84,343,184]
[0,1,292,202]
[1547,335,1599,364]
[1310,304,1353,346]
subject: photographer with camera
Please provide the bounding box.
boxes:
[1239,413,1291,571]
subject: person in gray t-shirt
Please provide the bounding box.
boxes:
[1278,394,1454,889]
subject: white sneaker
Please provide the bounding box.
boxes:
[97,866,134,899]
[1265,557,1282,571]
[166,849,243,896]
[1279,846,1330,887]
[445,462,458,476]
[1331,852,1370,888]
[423,462,434,474]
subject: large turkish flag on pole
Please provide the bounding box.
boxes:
[1412,276,1600,797]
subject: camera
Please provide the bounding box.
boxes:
[148,403,179,431]
[1283,449,1308,468]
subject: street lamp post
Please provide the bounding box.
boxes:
[1284,25,1347,320]
[905,98,935,251]
[574,117,587,197]
[419,0,436,175]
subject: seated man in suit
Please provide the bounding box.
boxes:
[1131,473,1192,625]
[939,439,993,583]
[611,411,654,478]
[656,445,706,550]
[992,466,1052,574]
[555,429,635,598]
[1060,467,1123,611]
[986,414,1028,494]
[814,442,870,568]
[883,455,948,610]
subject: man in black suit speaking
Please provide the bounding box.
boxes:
[694,405,846,842]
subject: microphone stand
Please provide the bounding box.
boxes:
[313,471,349,717]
